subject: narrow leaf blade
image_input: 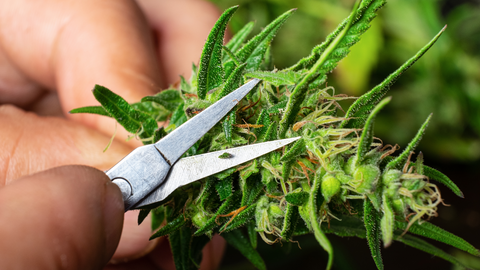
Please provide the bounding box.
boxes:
[222,230,267,270]
[364,200,384,270]
[197,6,238,99]
[386,114,432,171]
[424,165,464,197]
[341,25,446,129]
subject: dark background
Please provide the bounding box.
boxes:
[205,0,480,269]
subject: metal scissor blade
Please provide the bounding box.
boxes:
[133,136,300,208]
[154,79,261,165]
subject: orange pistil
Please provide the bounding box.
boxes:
[306,157,319,164]
[380,144,400,159]
[234,124,264,128]
[403,151,415,173]
[216,205,247,231]
[297,160,314,186]
[184,93,198,98]
[236,162,253,172]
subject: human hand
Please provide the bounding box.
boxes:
[0,0,225,268]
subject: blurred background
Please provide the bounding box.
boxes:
[206,0,480,269]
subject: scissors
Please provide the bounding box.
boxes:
[106,78,300,211]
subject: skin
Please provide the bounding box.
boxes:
[0,0,226,268]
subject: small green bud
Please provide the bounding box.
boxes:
[392,198,406,217]
[344,156,356,175]
[285,188,309,206]
[192,211,209,228]
[402,178,426,191]
[336,171,353,184]
[321,174,341,202]
[353,164,380,194]
[268,203,284,218]
[382,169,402,185]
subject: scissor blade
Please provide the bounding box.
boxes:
[154,79,261,165]
[133,136,300,208]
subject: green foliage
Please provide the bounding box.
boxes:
[197,6,238,99]
[364,200,384,270]
[223,230,267,270]
[73,2,477,270]
[340,26,445,129]
[424,165,464,198]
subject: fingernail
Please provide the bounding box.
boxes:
[102,180,124,263]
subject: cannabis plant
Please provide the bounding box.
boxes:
[71,1,479,269]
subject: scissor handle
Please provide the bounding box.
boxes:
[106,144,171,211]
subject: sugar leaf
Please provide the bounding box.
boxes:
[197,6,238,99]
[340,25,446,129]
[364,200,384,270]
[396,221,480,257]
[386,114,431,171]
[424,165,464,198]
[356,97,391,165]
[141,89,183,111]
[69,105,110,117]
[92,84,158,144]
[150,214,187,240]
[215,176,233,200]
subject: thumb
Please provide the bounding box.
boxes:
[0,165,124,270]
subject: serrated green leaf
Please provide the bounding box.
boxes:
[150,214,187,240]
[69,105,110,117]
[380,193,395,247]
[190,235,210,268]
[245,70,305,86]
[220,203,256,232]
[340,25,446,129]
[356,97,391,165]
[141,89,182,111]
[309,167,333,270]
[280,138,306,162]
[222,110,236,144]
[287,0,385,72]
[170,102,187,129]
[169,224,193,270]
[285,188,309,206]
[255,109,271,140]
[223,21,255,63]
[215,176,233,201]
[224,9,295,78]
[197,6,238,99]
[386,114,431,171]
[151,206,165,231]
[364,200,384,270]
[281,203,299,241]
[222,230,267,270]
[278,1,360,138]
[241,174,264,207]
[424,165,464,198]
[396,221,480,256]
[92,85,158,144]
[247,220,258,249]
[222,45,241,66]
[397,234,466,268]
[218,62,247,100]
